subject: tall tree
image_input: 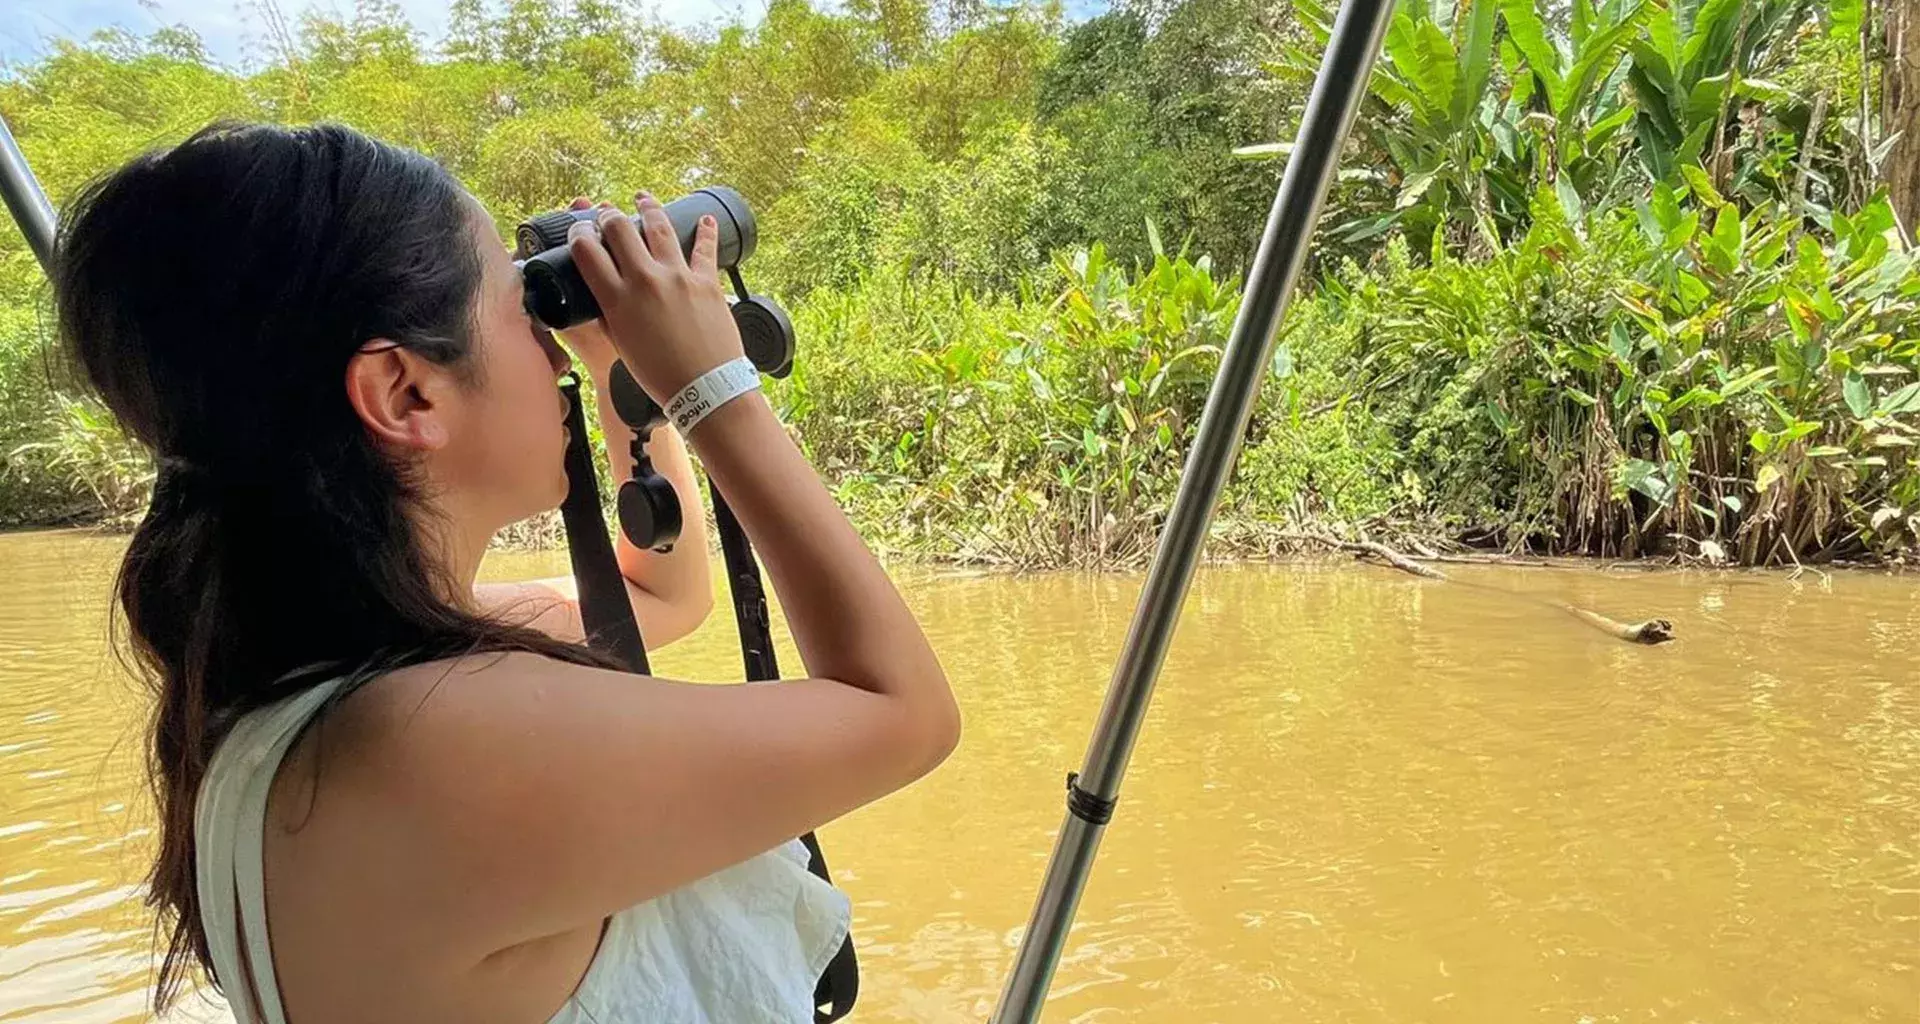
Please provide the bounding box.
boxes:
[1883,0,1920,237]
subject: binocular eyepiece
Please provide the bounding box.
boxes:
[514,186,792,379]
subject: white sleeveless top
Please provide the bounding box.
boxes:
[193,677,852,1023]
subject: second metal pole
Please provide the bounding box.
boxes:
[989,0,1393,1018]
[0,115,56,271]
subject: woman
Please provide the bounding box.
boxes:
[54,121,958,1023]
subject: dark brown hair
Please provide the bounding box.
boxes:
[53,122,607,1012]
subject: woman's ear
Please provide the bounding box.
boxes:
[344,342,454,453]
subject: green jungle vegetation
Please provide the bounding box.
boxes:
[2,0,1916,567]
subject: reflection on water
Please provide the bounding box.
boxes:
[2,529,1917,1022]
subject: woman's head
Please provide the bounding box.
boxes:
[53,121,599,1009]
[60,121,573,545]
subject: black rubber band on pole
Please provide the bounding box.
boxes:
[1065,772,1116,825]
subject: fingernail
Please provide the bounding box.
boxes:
[701,215,715,227]
[568,221,592,241]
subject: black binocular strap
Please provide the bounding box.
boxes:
[559,380,649,675]
[711,485,860,1024]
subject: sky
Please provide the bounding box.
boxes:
[0,0,763,68]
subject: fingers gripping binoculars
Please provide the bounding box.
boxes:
[515,186,795,377]
[514,186,794,552]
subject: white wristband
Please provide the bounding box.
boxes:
[665,357,761,434]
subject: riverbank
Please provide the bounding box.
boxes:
[11,233,1920,568]
[21,511,1908,576]
[8,240,1918,568]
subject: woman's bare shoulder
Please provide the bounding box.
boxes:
[310,650,607,760]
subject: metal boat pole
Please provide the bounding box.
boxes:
[0,116,56,270]
[988,0,1392,1019]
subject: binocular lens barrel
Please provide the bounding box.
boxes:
[517,186,758,330]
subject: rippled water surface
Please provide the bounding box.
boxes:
[2,529,1916,1021]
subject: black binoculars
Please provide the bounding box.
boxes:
[513,186,794,379]
[515,187,795,553]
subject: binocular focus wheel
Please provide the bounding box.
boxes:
[608,361,664,430]
[516,209,591,259]
[732,295,795,379]
[619,474,684,551]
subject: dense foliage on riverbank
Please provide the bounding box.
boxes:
[2,0,1915,565]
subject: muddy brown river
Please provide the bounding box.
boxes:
[1,529,1915,1022]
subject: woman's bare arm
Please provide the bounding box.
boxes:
[328,195,957,955]
[346,392,956,950]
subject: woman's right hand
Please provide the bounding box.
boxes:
[565,192,745,406]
